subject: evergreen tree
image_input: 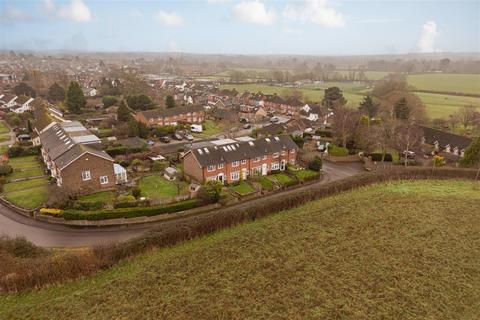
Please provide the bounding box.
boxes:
[460,137,480,167]
[358,95,378,118]
[26,119,33,133]
[117,100,131,122]
[394,97,410,120]
[323,87,346,109]
[14,82,36,97]
[47,83,65,102]
[165,95,176,109]
[65,81,86,114]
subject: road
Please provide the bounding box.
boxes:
[0,162,363,248]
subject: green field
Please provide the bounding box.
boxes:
[1,180,479,319]
[138,175,187,200]
[220,83,365,105]
[416,92,480,119]
[407,73,480,95]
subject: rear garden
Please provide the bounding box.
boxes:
[1,156,49,209]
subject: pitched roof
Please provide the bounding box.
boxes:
[185,135,298,167]
[14,95,32,105]
[420,125,472,150]
[55,143,113,170]
[0,94,16,103]
[137,105,203,120]
[33,102,55,133]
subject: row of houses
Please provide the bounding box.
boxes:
[0,93,37,113]
[33,104,127,195]
[135,105,205,127]
[182,135,298,184]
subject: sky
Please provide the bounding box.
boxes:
[0,0,479,55]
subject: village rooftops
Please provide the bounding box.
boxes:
[185,135,298,167]
[137,105,203,120]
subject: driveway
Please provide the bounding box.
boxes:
[0,161,363,248]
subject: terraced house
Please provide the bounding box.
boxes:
[182,135,298,184]
[36,115,125,195]
[135,105,205,127]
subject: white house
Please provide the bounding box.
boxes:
[84,88,98,97]
[12,95,34,113]
[0,94,17,109]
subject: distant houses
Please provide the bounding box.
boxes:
[135,105,205,127]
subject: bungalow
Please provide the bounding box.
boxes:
[135,105,205,127]
[420,125,472,157]
[182,135,298,184]
[0,94,17,109]
[12,95,34,113]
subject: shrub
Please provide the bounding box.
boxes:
[198,181,223,204]
[328,144,348,156]
[0,164,13,176]
[307,156,323,172]
[102,95,118,108]
[71,201,104,211]
[315,130,332,138]
[7,145,40,158]
[39,208,63,216]
[131,186,141,199]
[62,199,200,221]
[371,153,393,162]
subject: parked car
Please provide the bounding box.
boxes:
[185,134,194,141]
[173,133,183,140]
[240,117,250,123]
[159,136,171,143]
[243,123,252,129]
[270,116,279,123]
[147,140,155,146]
[190,124,203,133]
[400,150,416,159]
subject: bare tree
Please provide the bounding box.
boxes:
[456,105,476,129]
[332,104,359,148]
[394,123,423,167]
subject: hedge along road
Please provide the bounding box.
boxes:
[0,162,363,248]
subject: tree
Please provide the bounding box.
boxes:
[14,82,36,97]
[198,181,223,204]
[394,123,423,167]
[332,104,359,148]
[64,81,86,114]
[165,95,176,109]
[323,87,346,109]
[460,137,480,168]
[125,94,154,110]
[394,97,410,120]
[47,83,65,102]
[117,100,131,122]
[102,95,118,108]
[358,95,378,118]
[26,119,33,133]
[307,156,323,171]
[127,119,149,138]
[455,105,476,129]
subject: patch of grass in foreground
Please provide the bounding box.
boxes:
[1,180,480,319]
[78,191,117,203]
[3,177,49,193]
[3,185,48,209]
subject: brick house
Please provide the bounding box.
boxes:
[135,105,205,127]
[37,119,125,195]
[182,135,298,184]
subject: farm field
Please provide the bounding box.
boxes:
[221,83,365,105]
[407,73,480,95]
[416,92,480,119]
[1,180,478,319]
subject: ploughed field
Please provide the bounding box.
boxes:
[1,180,479,319]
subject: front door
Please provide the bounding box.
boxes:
[280,160,286,170]
[217,173,224,184]
[261,163,268,176]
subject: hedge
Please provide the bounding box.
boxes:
[62,199,200,221]
[371,153,393,162]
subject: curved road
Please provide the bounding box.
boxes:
[0,162,362,247]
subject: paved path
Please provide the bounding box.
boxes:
[0,162,363,248]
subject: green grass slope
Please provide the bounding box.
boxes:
[1,180,479,319]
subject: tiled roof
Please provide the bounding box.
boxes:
[186,135,298,167]
[138,105,203,120]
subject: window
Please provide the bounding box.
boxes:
[252,167,262,174]
[232,161,239,167]
[207,165,215,172]
[100,176,109,184]
[290,149,296,154]
[281,151,286,156]
[81,170,91,181]
[273,152,279,158]
[230,171,240,180]
[218,163,224,169]
[272,162,280,170]
[262,155,267,160]
[254,157,260,162]
[241,159,247,165]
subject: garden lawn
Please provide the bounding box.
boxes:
[193,119,224,138]
[138,175,187,200]
[268,172,295,186]
[1,180,479,319]
[78,191,117,203]
[7,156,42,170]
[8,168,45,181]
[3,185,48,209]
[290,169,320,181]
[258,176,274,190]
[0,121,10,134]
[230,181,255,195]
[2,177,49,193]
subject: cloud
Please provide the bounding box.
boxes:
[417,21,438,52]
[43,0,92,22]
[358,18,404,24]
[284,0,345,28]
[232,1,275,26]
[154,11,184,27]
[0,5,29,25]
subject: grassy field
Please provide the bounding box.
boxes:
[415,92,480,119]
[221,83,365,105]
[407,73,480,95]
[138,175,187,200]
[1,180,479,319]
